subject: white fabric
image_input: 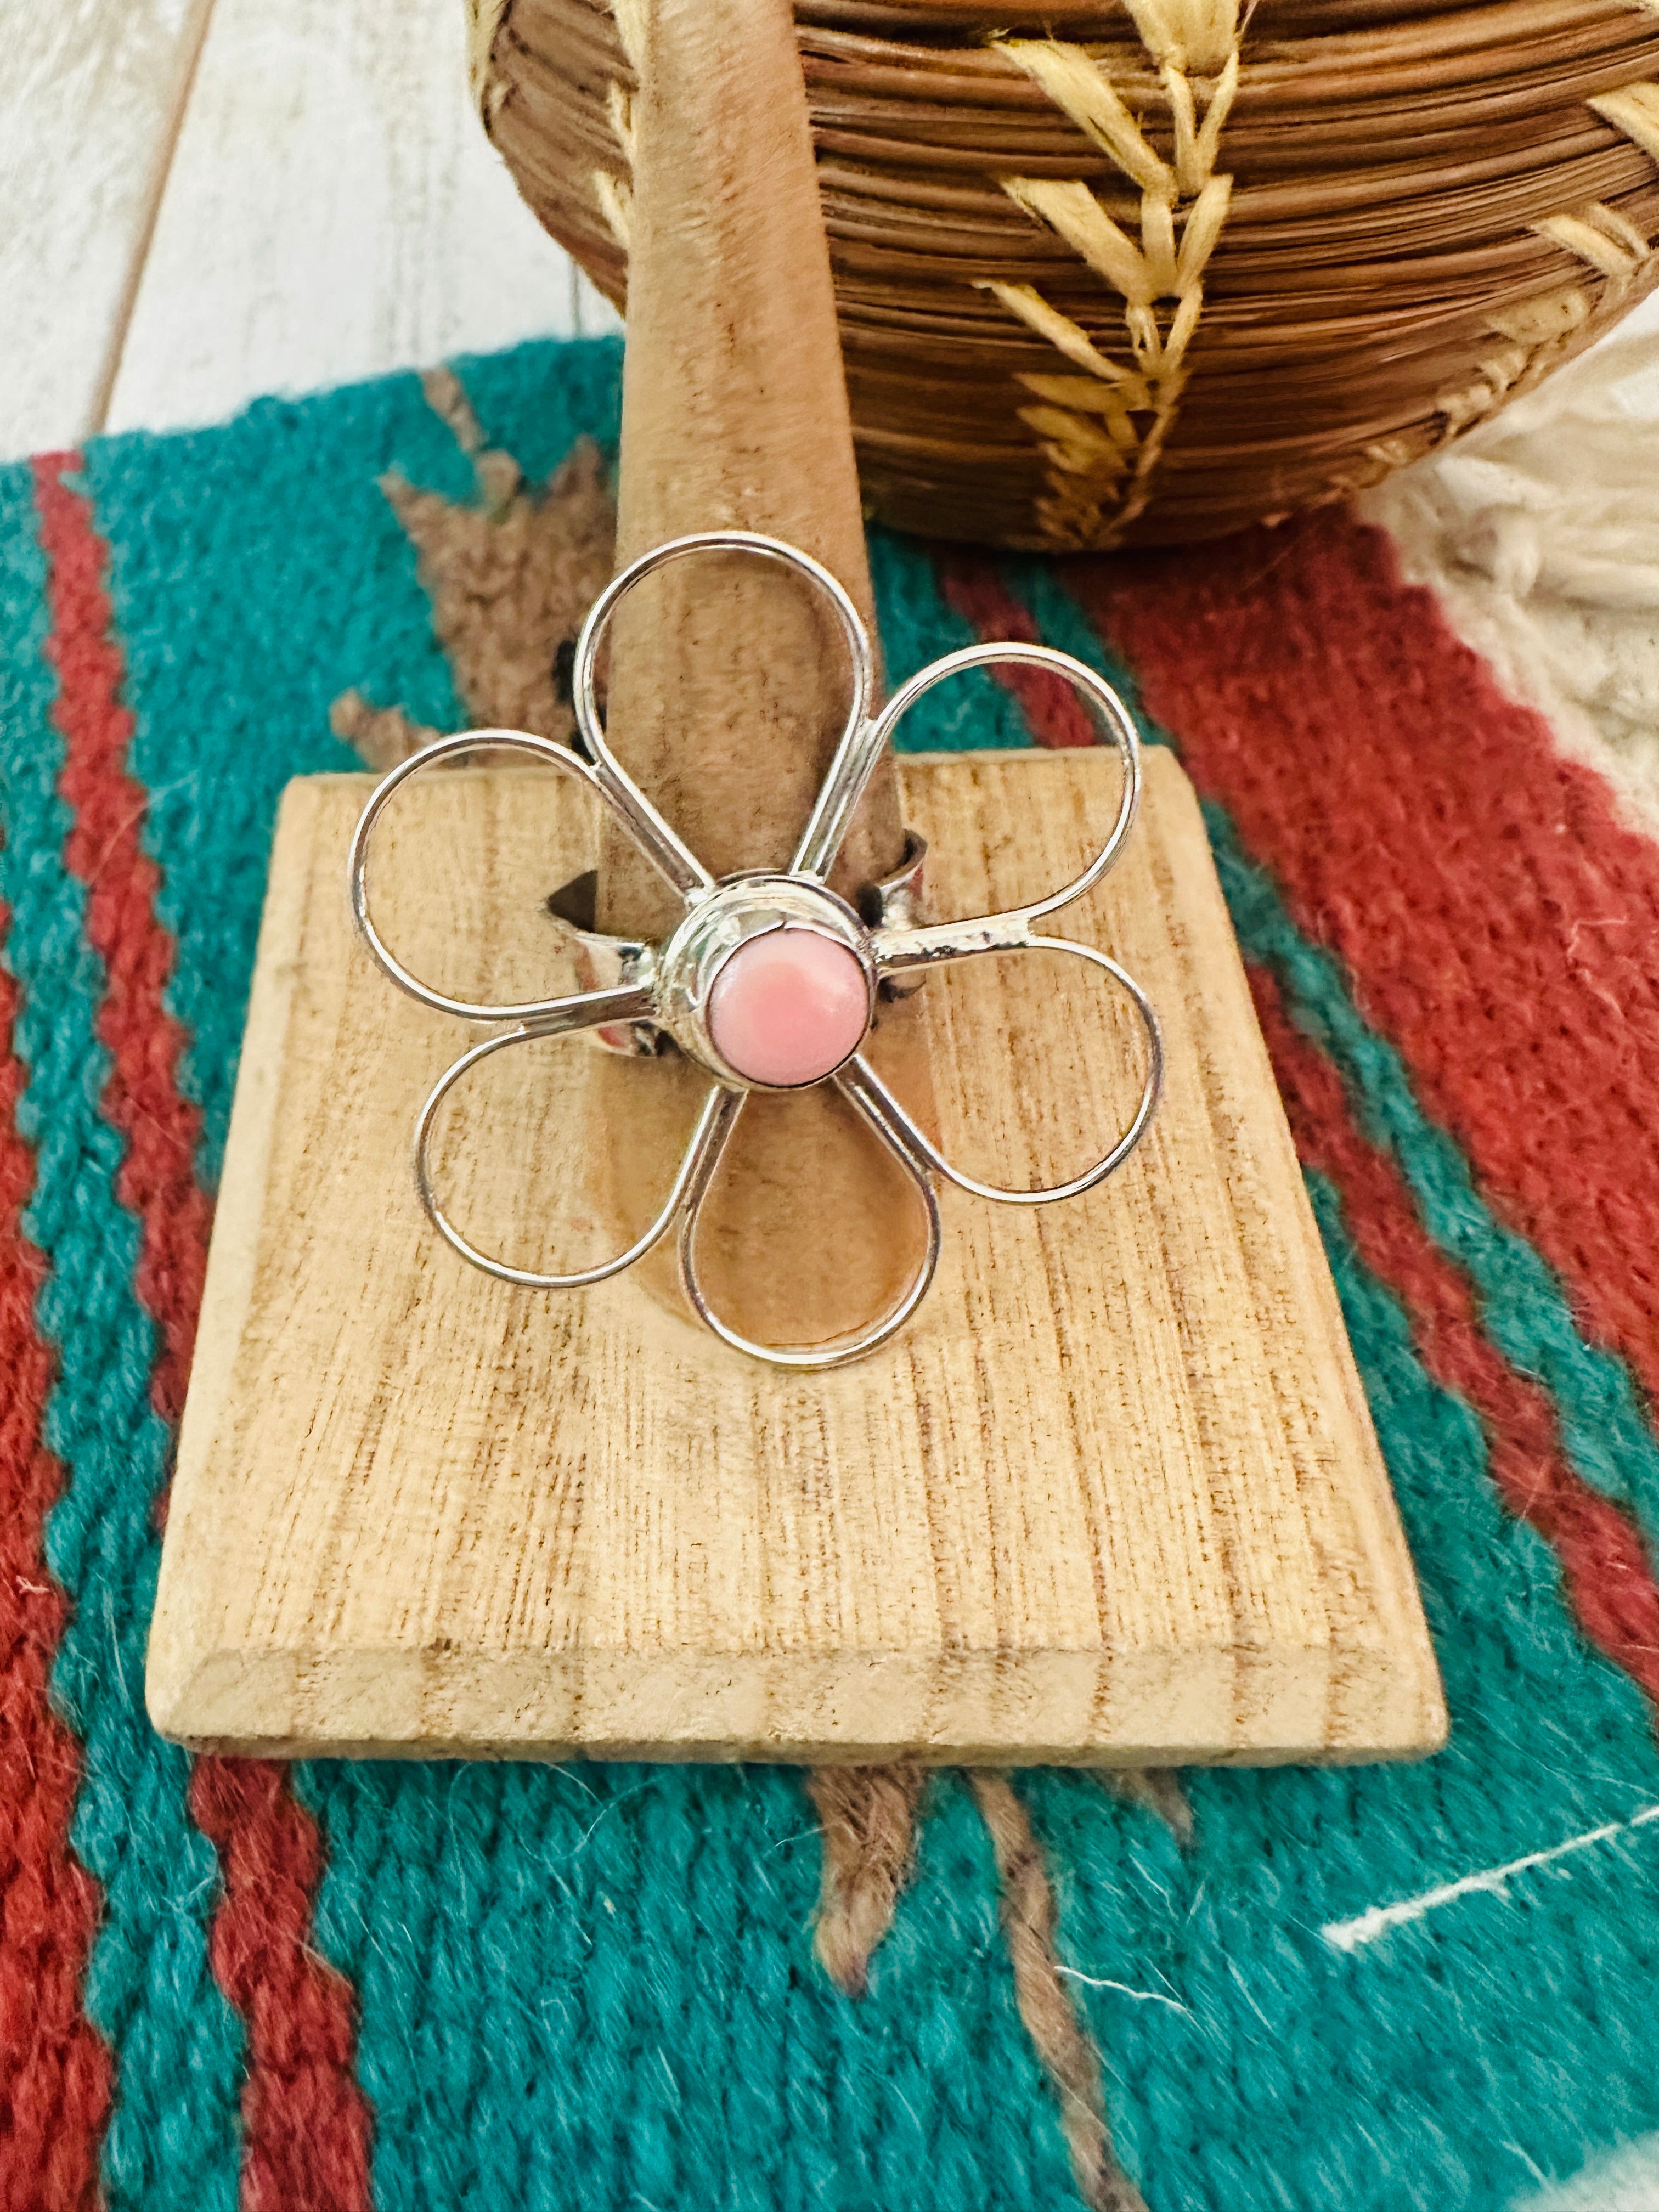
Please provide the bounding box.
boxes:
[1362,295,1659,839]
[1509,2130,1659,2212]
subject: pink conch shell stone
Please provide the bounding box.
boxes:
[707,927,870,1087]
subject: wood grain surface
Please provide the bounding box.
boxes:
[0,0,608,462]
[146,749,1445,1766]
[104,0,610,441]
[0,0,209,456]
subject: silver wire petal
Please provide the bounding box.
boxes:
[348,726,666,1023]
[574,532,875,893]
[853,646,1160,1203]
[866,643,1143,980]
[675,1069,941,1369]
[416,1036,730,1290]
[859,948,1162,1205]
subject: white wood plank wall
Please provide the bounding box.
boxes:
[0,0,614,461]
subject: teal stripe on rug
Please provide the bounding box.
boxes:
[0,459,244,2211]
[1020,1162,1659,2211]
[1017,558,1659,1555]
[868,531,1033,751]
[297,1756,1084,2212]
[78,365,481,1190]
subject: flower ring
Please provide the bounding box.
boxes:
[348,531,1163,1369]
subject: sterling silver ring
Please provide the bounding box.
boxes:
[348,530,1162,1368]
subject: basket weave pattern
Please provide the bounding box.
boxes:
[472,0,1659,548]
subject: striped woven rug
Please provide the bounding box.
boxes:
[3,336,1658,2212]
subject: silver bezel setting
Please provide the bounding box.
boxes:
[656,874,877,1092]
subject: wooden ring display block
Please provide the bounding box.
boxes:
[146,748,1445,1766]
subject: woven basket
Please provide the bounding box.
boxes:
[470,0,1659,549]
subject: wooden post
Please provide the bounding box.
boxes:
[586,0,936,1352]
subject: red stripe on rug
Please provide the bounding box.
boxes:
[936,560,1093,746]
[32,455,374,2212]
[31,455,209,1427]
[1250,963,1659,1712]
[1068,511,1659,1425]
[188,1764,374,2212]
[0,924,111,2212]
[941,550,1659,1720]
